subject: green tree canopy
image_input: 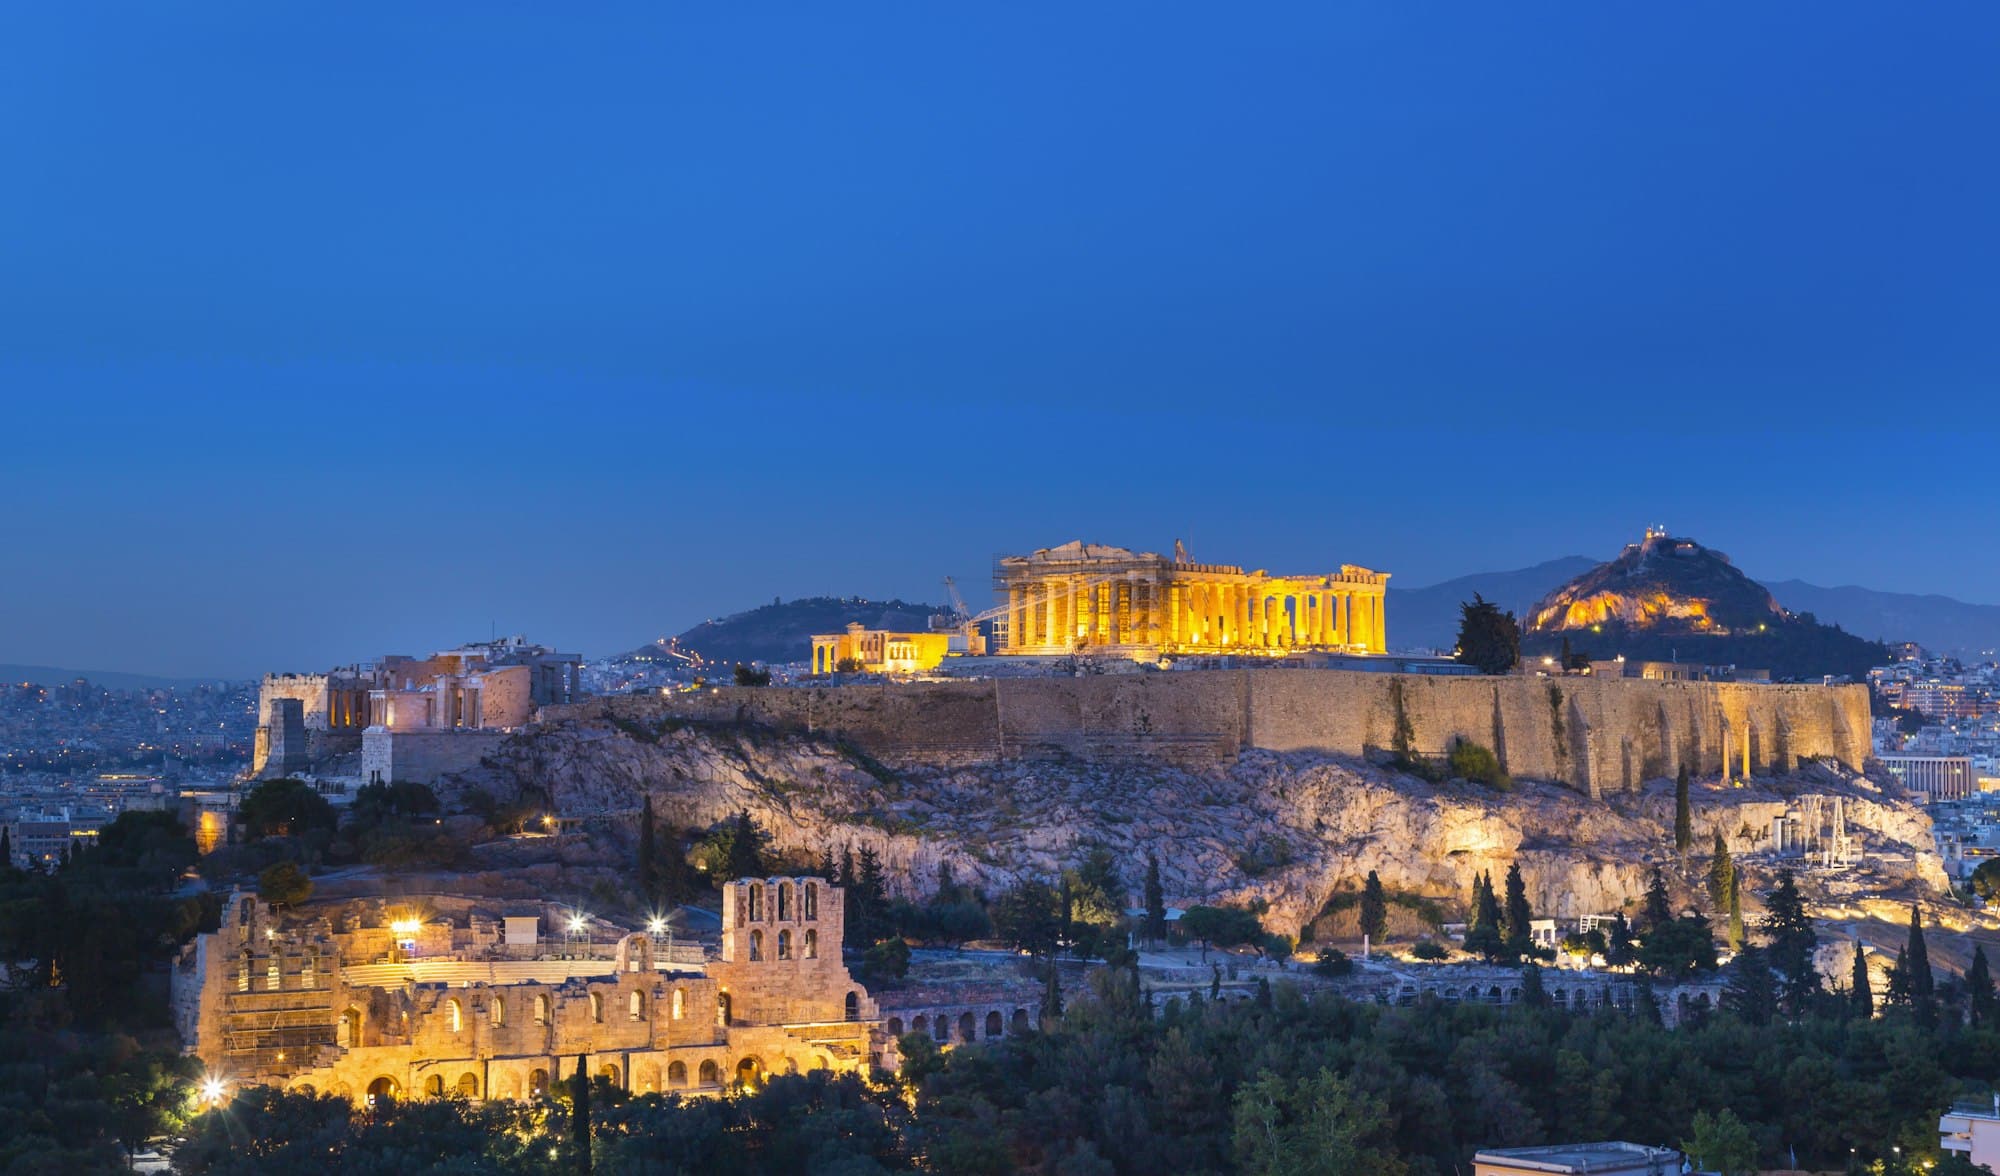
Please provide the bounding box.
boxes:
[1454,594,1521,675]
[238,778,337,841]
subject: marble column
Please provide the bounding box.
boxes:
[1372,593,1387,651]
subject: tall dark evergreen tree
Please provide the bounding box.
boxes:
[1885,945,1911,1007]
[1850,941,1874,1017]
[569,1053,591,1174]
[0,826,11,870]
[723,811,767,881]
[1359,871,1388,943]
[1143,853,1167,945]
[1971,944,1995,1028]
[1763,869,1819,1012]
[1502,864,1534,957]
[1606,913,1636,967]
[1521,961,1548,1007]
[1465,873,1505,960]
[1721,945,1776,1025]
[1643,866,1674,929]
[1905,903,1936,1026]
[1674,764,1692,853]
[1725,880,1744,953]
[1453,594,1521,676]
[1706,829,1734,913]
[637,796,658,902]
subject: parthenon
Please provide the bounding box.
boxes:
[993,540,1389,657]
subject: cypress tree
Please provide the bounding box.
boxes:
[1906,903,1936,1026]
[1503,864,1534,958]
[1521,961,1548,1007]
[1850,941,1873,1017]
[1607,913,1635,967]
[570,1053,591,1174]
[1359,870,1388,943]
[638,796,657,903]
[1674,763,1692,854]
[1706,828,1734,913]
[1466,872,1505,960]
[1726,878,1745,953]
[1144,853,1167,945]
[1972,944,1996,1028]
[1885,945,1910,1007]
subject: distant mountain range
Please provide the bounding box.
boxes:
[649,597,947,668]
[1391,558,2000,658]
[0,663,224,691]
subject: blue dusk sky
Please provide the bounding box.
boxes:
[2,4,1997,679]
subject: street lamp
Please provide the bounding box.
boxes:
[200,1076,226,1105]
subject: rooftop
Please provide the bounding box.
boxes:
[1474,1141,1680,1173]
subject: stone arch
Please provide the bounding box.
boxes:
[366,1076,400,1106]
[491,996,506,1026]
[292,1082,317,1096]
[529,1068,550,1097]
[812,1052,833,1071]
[599,1063,620,1087]
[778,881,793,920]
[718,992,732,1025]
[698,1059,720,1087]
[958,1011,975,1040]
[913,1014,930,1035]
[735,1056,764,1089]
[805,928,818,958]
[1011,1008,1029,1032]
[845,991,860,1021]
[749,883,764,921]
[986,1010,1003,1038]
[672,987,686,1020]
[629,989,645,1021]
[534,993,551,1025]
[446,998,462,1033]
[424,1074,445,1098]
[778,929,793,960]
[339,1006,363,1047]
[805,881,819,919]
[886,1016,904,1036]
[750,929,764,961]
[783,1057,799,1076]
[1507,987,1522,1004]
[934,1015,950,1042]
[589,992,603,1023]
[1488,986,1502,1002]
[457,1072,479,1099]
[669,1060,689,1088]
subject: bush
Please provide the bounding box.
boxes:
[1411,940,1449,961]
[732,663,772,687]
[859,937,910,985]
[1312,949,1352,978]
[257,861,313,907]
[1447,739,1511,789]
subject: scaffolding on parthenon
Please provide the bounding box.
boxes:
[1795,794,1859,870]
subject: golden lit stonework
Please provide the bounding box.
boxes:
[993,540,1388,657]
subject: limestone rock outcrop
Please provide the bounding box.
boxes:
[448,715,1944,935]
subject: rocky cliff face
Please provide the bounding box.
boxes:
[448,715,1945,935]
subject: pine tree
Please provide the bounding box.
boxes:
[1906,903,1936,1026]
[1763,869,1819,1012]
[569,1053,591,1174]
[1502,864,1534,958]
[1850,941,1874,1017]
[1643,866,1673,929]
[637,796,658,903]
[1143,853,1167,945]
[1726,879,1745,953]
[1706,828,1734,914]
[1674,763,1692,854]
[1972,945,1996,1028]
[855,847,887,943]
[723,811,766,881]
[1722,945,1776,1025]
[1359,871,1388,943]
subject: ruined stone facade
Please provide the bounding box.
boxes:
[554,669,1871,795]
[810,623,954,676]
[173,879,879,1104]
[993,540,1389,657]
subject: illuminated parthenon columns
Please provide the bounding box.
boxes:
[991,541,1390,658]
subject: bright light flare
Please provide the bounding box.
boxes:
[200,1076,226,1104]
[568,915,587,933]
[647,916,665,935]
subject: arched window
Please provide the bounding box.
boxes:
[301,952,316,989]
[986,1010,1003,1038]
[339,1007,362,1048]
[749,929,763,961]
[672,988,685,1020]
[804,929,818,959]
[457,1072,479,1099]
[718,992,732,1026]
[846,992,861,1021]
[777,930,792,960]
[886,1017,904,1036]
[804,883,818,919]
[534,994,551,1025]
[698,1060,720,1087]
[629,990,645,1021]
[589,993,603,1023]
[529,1068,549,1097]
[491,997,506,1026]
[778,882,792,920]
[446,998,462,1033]
[668,1061,688,1087]
[266,959,281,991]
[424,1074,445,1098]
[748,883,763,922]
[958,1011,975,1040]
[238,954,251,992]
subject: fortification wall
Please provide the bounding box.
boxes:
[362,729,507,786]
[551,671,1869,792]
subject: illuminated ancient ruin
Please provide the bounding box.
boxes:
[993,540,1389,657]
[173,878,881,1105]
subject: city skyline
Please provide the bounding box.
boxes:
[4,5,1997,678]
